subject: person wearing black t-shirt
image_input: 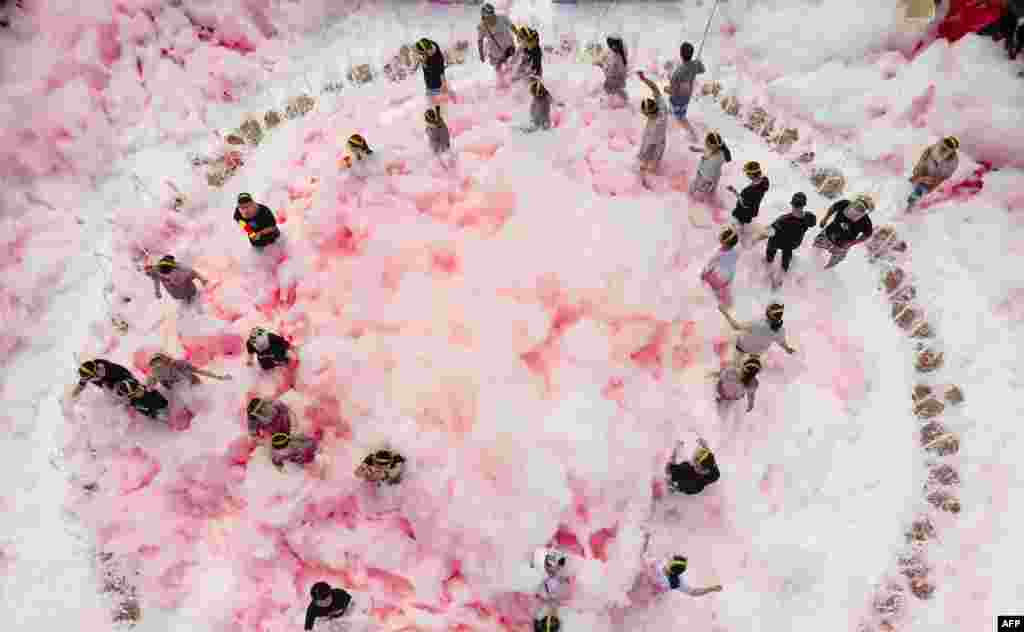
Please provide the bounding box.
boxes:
[754,192,817,276]
[665,439,720,496]
[114,379,170,421]
[726,161,771,238]
[72,359,137,398]
[305,582,353,631]
[413,38,447,111]
[245,327,294,370]
[233,192,280,249]
[813,193,875,269]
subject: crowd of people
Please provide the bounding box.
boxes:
[67,3,976,628]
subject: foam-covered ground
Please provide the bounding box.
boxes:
[1,2,1023,632]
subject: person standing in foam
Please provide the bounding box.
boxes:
[596,34,629,105]
[718,302,797,367]
[813,193,875,269]
[478,3,516,88]
[665,438,721,495]
[709,354,762,413]
[665,41,705,143]
[305,581,353,631]
[524,79,553,133]
[688,130,732,200]
[530,549,569,620]
[635,70,668,176]
[906,136,960,210]
[636,536,723,599]
[700,226,740,308]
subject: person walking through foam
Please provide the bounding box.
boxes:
[596,34,629,106]
[665,41,705,142]
[478,3,516,88]
[718,302,797,368]
[700,226,740,308]
[635,70,668,177]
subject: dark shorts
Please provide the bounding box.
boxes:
[251,228,280,248]
[670,94,692,120]
[732,205,755,224]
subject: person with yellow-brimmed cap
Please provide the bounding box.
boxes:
[688,130,732,200]
[813,193,876,268]
[665,438,721,495]
[113,379,170,422]
[533,613,561,632]
[709,354,762,413]
[423,106,451,156]
[412,37,449,114]
[635,70,669,175]
[355,449,406,486]
[700,226,740,308]
[72,359,137,399]
[635,544,723,598]
[907,136,961,210]
[726,161,771,237]
[522,78,553,133]
[269,432,319,471]
[718,302,797,367]
[143,254,207,303]
[511,26,543,83]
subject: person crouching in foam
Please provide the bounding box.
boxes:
[635,70,668,176]
[708,354,762,413]
[700,226,740,308]
[688,130,732,201]
[813,192,875,269]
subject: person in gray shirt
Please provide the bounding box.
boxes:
[666,42,705,142]
[424,106,453,168]
[524,78,552,133]
[636,71,668,174]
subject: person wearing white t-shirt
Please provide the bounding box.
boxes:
[718,302,797,367]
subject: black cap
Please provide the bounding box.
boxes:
[237,192,253,204]
[311,582,331,600]
[791,192,807,208]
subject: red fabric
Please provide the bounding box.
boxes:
[938,0,1005,42]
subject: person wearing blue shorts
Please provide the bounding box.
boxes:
[665,42,705,142]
